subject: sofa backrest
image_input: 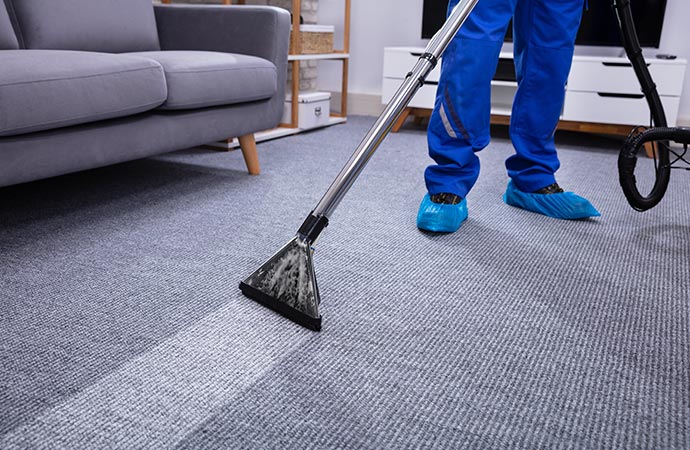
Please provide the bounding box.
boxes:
[0,0,19,49]
[6,0,160,52]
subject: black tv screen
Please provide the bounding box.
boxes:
[422,0,668,48]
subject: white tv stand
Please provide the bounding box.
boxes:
[382,47,686,135]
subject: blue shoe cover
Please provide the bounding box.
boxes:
[503,180,600,220]
[417,194,468,232]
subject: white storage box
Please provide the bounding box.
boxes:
[282,92,331,130]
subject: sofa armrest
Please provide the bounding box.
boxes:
[154,4,290,73]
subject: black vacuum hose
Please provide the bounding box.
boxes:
[613,0,671,211]
[618,127,681,211]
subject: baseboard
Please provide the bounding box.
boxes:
[676,116,690,127]
[329,92,384,117]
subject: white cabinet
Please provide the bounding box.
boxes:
[562,91,680,126]
[566,58,685,96]
[382,46,687,130]
[382,47,517,117]
[383,47,442,83]
[562,56,686,126]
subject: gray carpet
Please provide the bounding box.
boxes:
[1,116,688,449]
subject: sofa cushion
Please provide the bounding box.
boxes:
[128,51,277,110]
[6,0,160,52]
[0,50,167,137]
[0,0,18,49]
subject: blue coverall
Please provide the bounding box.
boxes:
[425,0,585,198]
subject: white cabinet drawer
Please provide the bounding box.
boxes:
[562,91,680,126]
[383,48,442,83]
[382,78,517,113]
[568,60,686,96]
[382,78,438,109]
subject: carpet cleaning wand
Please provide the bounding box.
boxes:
[240,0,480,331]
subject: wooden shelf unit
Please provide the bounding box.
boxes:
[283,0,350,128]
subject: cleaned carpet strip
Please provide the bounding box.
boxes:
[1,302,312,449]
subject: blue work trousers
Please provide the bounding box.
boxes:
[425,0,584,197]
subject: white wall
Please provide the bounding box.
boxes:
[317,0,426,96]
[318,0,690,123]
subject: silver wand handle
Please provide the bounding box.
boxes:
[312,0,479,219]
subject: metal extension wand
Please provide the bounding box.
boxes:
[240,0,480,330]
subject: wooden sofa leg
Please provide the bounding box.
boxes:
[238,134,260,175]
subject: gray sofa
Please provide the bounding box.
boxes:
[0,0,290,187]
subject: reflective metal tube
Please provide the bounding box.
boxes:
[312,0,480,219]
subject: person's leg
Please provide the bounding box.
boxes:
[419,0,516,232]
[504,0,599,219]
[425,0,516,198]
[508,0,583,191]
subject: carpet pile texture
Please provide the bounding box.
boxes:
[1,117,688,448]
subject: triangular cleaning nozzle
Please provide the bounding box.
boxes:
[240,236,322,331]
